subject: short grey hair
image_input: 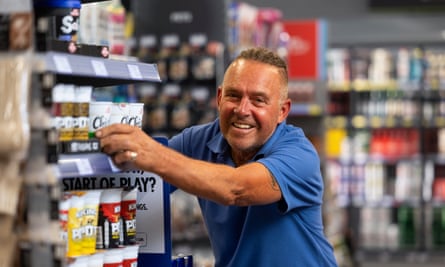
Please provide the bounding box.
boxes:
[233,47,288,100]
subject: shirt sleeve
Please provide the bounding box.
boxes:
[167,129,190,193]
[258,129,324,213]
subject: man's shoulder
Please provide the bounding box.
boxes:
[183,119,220,137]
[170,119,221,147]
[273,123,305,142]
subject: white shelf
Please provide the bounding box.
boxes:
[33,51,161,87]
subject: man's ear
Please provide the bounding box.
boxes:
[279,98,291,123]
[216,86,223,107]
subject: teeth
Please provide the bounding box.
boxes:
[233,123,251,129]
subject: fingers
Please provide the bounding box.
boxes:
[95,123,134,138]
[96,124,144,169]
[110,150,138,170]
[98,133,129,155]
[97,124,139,155]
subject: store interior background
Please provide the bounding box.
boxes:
[119,0,445,266]
[244,0,445,45]
[0,0,445,267]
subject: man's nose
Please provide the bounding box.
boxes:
[234,98,250,115]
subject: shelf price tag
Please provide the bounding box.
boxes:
[52,55,72,73]
[75,158,93,175]
[127,64,143,80]
[91,60,108,77]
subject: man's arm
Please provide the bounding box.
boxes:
[96,124,282,206]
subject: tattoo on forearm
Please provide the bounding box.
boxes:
[269,173,280,191]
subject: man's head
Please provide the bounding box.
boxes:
[217,47,291,164]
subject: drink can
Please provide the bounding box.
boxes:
[88,101,111,138]
[109,103,130,125]
[128,103,144,128]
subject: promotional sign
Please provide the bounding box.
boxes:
[282,19,328,80]
[61,137,171,267]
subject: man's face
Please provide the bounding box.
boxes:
[217,59,290,159]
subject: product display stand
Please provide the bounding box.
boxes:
[58,137,172,267]
[30,47,175,266]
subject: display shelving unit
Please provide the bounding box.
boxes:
[325,44,445,266]
[22,39,177,266]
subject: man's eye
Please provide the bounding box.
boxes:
[227,93,239,98]
[254,97,266,103]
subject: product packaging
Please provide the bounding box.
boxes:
[33,0,81,50]
[66,194,85,257]
[0,53,32,158]
[67,255,88,267]
[98,0,126,55]
[88,101,112,138]
[88,252,104,267]
[121,187,137,245]
[97,188,123,249]
[73,86,92,140]
[122,245,139,267]
[82,190,102,255]
[0,176,23,216]
[59,193,71,245]
[128,103,144,128]
[52,84,75,141]
[109,103,130,125]
[103,248,123,267]
[0,0,33,51]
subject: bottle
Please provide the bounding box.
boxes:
[398,206,416,248]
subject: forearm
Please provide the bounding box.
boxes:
[96,124,281,205]
[141,140,241,205]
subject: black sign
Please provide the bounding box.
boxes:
[132,0,228,44]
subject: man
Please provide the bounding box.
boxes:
[97,47,338,266]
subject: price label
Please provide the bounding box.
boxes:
[128,64,142,79]
[75,158,93,175]
[91,60,108,76]
[52,55,72,73]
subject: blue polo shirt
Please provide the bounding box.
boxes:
[168,119,338,267]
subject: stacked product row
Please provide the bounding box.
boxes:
[61,188,139,267]
[325,45,445,261]
[106,32,222,138]
[1,0,176,266]
[52,84,144,135]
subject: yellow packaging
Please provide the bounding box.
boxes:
[66,195,85,258]
[82,190,101,255]
[325,128,347,158]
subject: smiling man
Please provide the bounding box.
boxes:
[97,47,338,267]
